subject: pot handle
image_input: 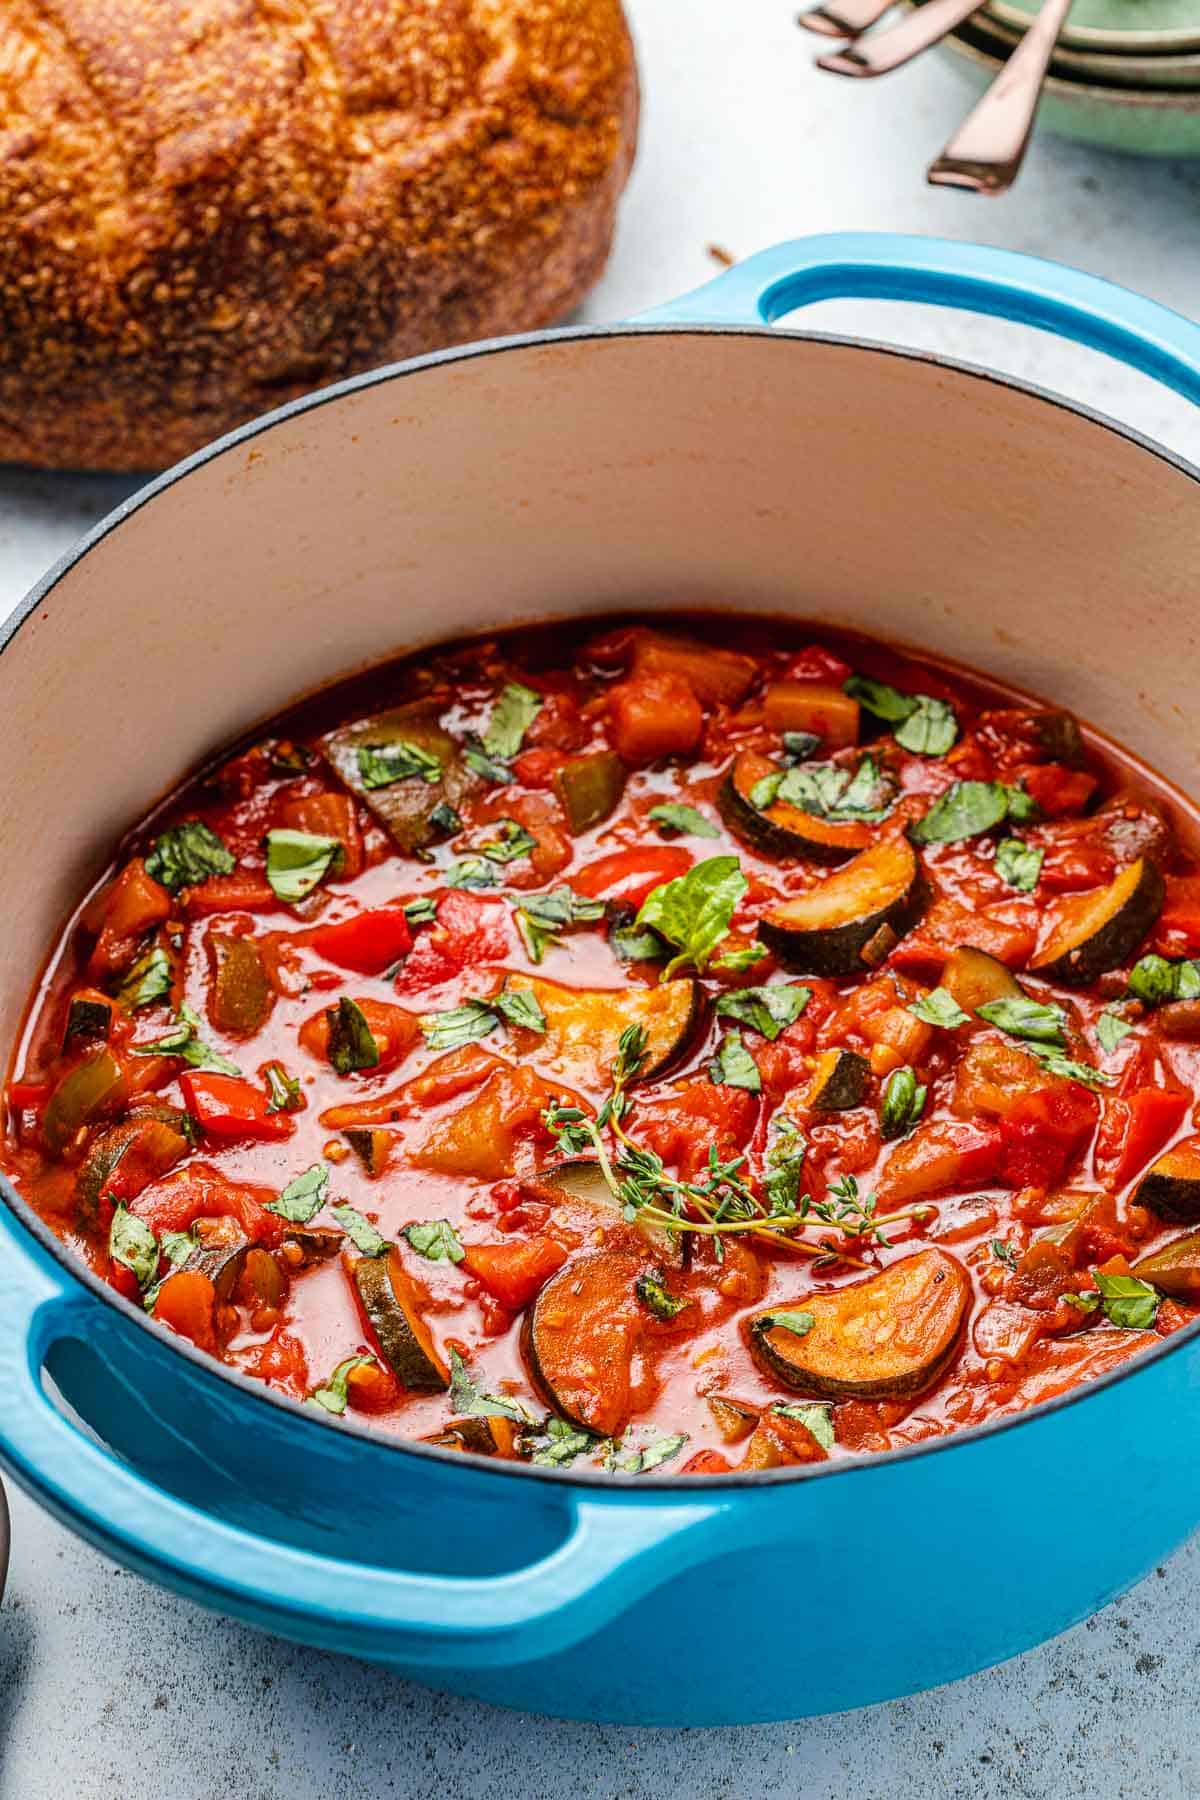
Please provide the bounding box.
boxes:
[630,232,1200,403]
[0,1208,730,1668]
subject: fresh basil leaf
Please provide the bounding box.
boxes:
[332,1203,387,1257]
[115,946,174,1012]
[977,995,1066,1046]
[492,984,547,1036]
[419,999,499,1051]
[880,1064,927,1141]
[712,941,769,972]
[356,739,442,790]
[773,1401,835,1451]
[445,856,498,891]
[844,674,916,724]
[708,1029,762,1093]
[607,1431,688,1474]
[461,738,512,785]
[909,780,1009,845]
[428,801,462,836]
[908,987,969,1029]
[144,821,235,893]
[636,855,747,980]
[264,828,342,903]
[265,1061,303,1113]
[994,837,1043,893]
[403,1219,464,1264]
[1029,1045,1113,1089]
[483,682,542,761]
[327,997,381,1074]
[528,1417,599,1468]
[404,896,439,929]
[159,1228,198,1268]
[1096,1009,1135,1055]
[1063,1290,1100,1313]
[267,1163,330,1224]
[448,1347,537,1423]
[990,1238,1018,1269]
[1005,785,1040,824]
[1093,1270,1160,1331]
[308,1354,377,1416]
[749,771,783,809]
[635,1269,691,1321]
[1128,954,1200,1007]
[478,820,537,864]
[109,1203,159,1290]
[781,730,822,763]
[894,696,958,757]
[131,1003,241,1076]
[646,803,721,840]
[714,983,810,1040]
[774,755,894,824]
[764,1117,806,1211]
[760,1309,815,1338]
[515,886,606,963]
[609,921,669,964]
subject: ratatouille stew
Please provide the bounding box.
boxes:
[6,619,1200,1476]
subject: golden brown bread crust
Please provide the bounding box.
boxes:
[0,0,638,470]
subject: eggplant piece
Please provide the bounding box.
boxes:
[1031,857,1164,986]
[706,1395,758,1444]
[747,1249,970,1401]
[343,1127,392,1176]
[718,750,872,865]
[1134,1230,1200,1300]
[43,1048,129,1158]
[1097,799,1172,868]
[424,1415,520,1457]
[942,945,1024,1013]
[506,973,702,1087]
[354,1248,449,1392]
[631,630,758,708]
[282,1225,344,1267]
[74,1103,192,1233]
[540,1158,685,1266]
[62,996,113,1054]
[181,1237,251,1302]
[206,932,273,1036]
[322,700,480,855]
[738,1411,829,1469]
[1029,711,1085,766]
[522,1248,646,1437]
[1133,1136,1200,1224]
[806,1048,870,1113]
[552,751,626,834]
[757,840,927,976]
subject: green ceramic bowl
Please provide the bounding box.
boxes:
[972,6,1200,84]
[987,0,1200,53]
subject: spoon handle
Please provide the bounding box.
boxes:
[817,0,989,77]
[927,0,1076,191]
[797,0,895,40]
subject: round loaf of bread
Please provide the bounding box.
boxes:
[0,0,638,470]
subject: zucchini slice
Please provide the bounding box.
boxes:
[74,1104,192,1233]
[1132,1136,1200,1224]
[322,700,479,855]
[521,1248,646,1436]
[539,1158,685,1265]
[719,750,873,865]
[343,1127,392,1176]
[757,840,926,976]
[354,1248,449,1392]
[283,1225,345,1266]
[747,1248,970,1400]
[62,996,113,1053]
[1134,1229,1200,1300]
[424,1415,520,1457]
[941,944,1024,1013]
[505,973,702,1087]
[1031,857,1164,986]
[206,933,273,1037]
[180,1238,251,1302]
[806,1048,870,1113]
[552,751,626,834]
[706,1395,758,1444]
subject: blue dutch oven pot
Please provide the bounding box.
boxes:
[0,235,1198,1726]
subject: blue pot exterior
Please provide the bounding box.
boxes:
[1,234,1200,1725]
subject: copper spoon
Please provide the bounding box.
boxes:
[928,0,1075,191]
[796,0,895,40]
[817,0,991,77]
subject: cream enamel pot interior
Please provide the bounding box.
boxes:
[0,235,1199,1726]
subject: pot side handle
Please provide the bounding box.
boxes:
[629,232,1200,406]
[0,1207,730,1669]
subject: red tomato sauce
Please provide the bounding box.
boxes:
[5,617,1200,1476]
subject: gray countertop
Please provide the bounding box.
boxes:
[1,2,1199,1794]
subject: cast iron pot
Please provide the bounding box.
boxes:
[0,236,1198,1727]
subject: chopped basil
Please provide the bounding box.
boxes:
[994,837,1043,893]
[109,1204,159,1290]
[144,821,236,893]
[483,682,542,761]
[1063,1290,1100,1314]
[326,997,381,1074]
[646,803,721,840]
[331,1203,387,1257]
[402,1218,464,1264]
[764,1117,806,1211]
[773,1401,835,1451]
[909,781,1010,844]
[843,674,918,724]
[609,921,669,964]
[448,1347,537,1424]
[514,886,605,962]
[714,983,810,1041]
[713,941,768,972]
[1096,1009,1136,1055]
[635,1269,691,1321]
[880,1064,927,1141]
[356,739,442,790]
[781,730,822,763]
[760,1309,815,1338]
[990,1238,1018,1269]
[461,738,513,785]
[264,828,342,903]
[1093,1270,1161,1331]
[419,999,499,1051]
[267,1163,330,1224]
[606,1431,688,1475]
[709,1029,761,1093]
[308,1354,377,1416]
[1127,954,1200,1007]
[1032,1047,1112,1090]
[528,1416,600,1468]
[131,1002,241,1076]
[445,856,498,891]
[403,896,438,929]
[115,946,174,1012]
[754,754,894,824]
[845,675,959,757]
[908,987,968,1029]
[491,983,547,1036]
[977,995,1067,1046]
[265,1061,303,1113]
[428,801,463,836]
[635,854,747,980]
[478,820,537,864]
[159,1228,198,1269]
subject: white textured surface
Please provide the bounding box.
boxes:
[2,1,1200,1793]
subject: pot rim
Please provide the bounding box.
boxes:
[4,316,1199,1497]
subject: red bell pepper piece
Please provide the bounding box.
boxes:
[460,1235,568,1312]
[1017,763,1099,819]
[308,905,413,975]
[572,845,693,912]
[1154,875,1200,958]
[1095,1087,1189,1191]
[6,1080,52,1113]
[184,871,278,917]
[782,644,853,685]
[179,1071,295,1143]
[87,859,172,980]
[392,890,514,994]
